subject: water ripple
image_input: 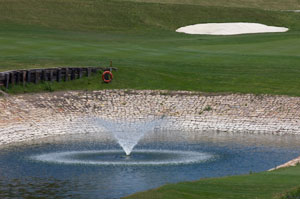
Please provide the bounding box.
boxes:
[30,150,214,166]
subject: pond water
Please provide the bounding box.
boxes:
[0,131,299,199]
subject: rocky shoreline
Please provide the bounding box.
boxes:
[1,90,300,146]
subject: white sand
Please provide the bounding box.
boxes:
[176,22,288,35]
[284,10,300,13]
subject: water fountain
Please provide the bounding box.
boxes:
[91,116,166,156]
[31,116,213,166]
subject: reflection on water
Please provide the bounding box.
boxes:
[145,130,300,148]
[0,178,81,199]
[0,130,300,199]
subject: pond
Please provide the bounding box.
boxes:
[0,130,299,199]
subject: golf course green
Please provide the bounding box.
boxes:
[0,1,300,198]
[0,0,300,95]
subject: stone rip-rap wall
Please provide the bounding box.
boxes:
[0,90,300,146]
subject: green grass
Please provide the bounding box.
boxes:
[123,0,300,10]
[279,187,300,199]
[0,0,300,96]
[123,165,300,199]
[1,0,298,32]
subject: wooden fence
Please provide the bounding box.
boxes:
[0,67,117,89]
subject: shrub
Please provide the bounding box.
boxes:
[204,105,212,111]
[44,82,54,92]
[279,187,300,199]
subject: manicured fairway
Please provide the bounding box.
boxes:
[123,165,300,199]
[0,0,300,95]
[2,26,300,95]
[124,0,300,10]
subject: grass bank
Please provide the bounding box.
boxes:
[123,165,300,199]
[123,0,300,10]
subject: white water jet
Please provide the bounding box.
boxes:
[91,117,165,155]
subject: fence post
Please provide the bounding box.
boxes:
[87,67,91,77]
[71,68,75,80]
[27,70,31,83]
[78,68,82,79]
[42,70,47,81]
[65,68,69,81]
[22,71,26,87]
[5,73,9,89]
[35,70,39,84]
[50,70,54,82]
[11,72,15,87]
[15,71,20,84]
[57,69,61,82]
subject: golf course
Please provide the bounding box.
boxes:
[1,0,300,199]
[1,0,300,95]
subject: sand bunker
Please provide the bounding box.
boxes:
[176,23,288,35]
[286,10,300,12]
